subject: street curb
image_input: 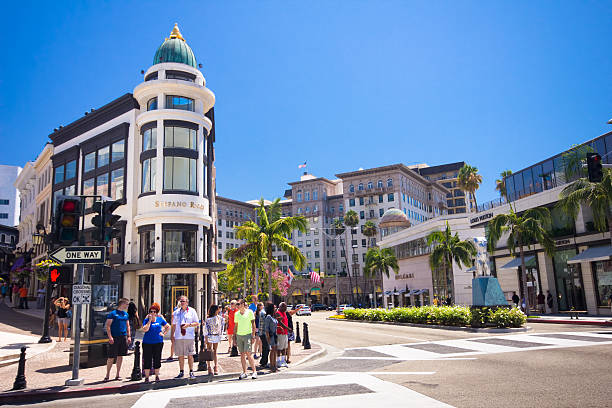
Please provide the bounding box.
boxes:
[527,318,612,326]
[292,342,327,366]
[11,308,44,321]
[327,317,531,333]
[0,341,56,368]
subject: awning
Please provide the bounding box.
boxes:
[568,246,612,264]
[352,287,363,294]
[384,290,392,295]
[328,287,336,295]
[292,289,303,296]
[499,256,535,270]
[10,257,24,272]
[310,288,321,295]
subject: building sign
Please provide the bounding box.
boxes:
[395,273,415,280]
[155,200,206,210]
[470,212,493,225]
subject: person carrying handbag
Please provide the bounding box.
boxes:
[204,304,222,375]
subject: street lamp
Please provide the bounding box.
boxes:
[34,224,53,344]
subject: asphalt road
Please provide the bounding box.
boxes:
[20,311,612,408]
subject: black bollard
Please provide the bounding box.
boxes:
[197,331,207,372]
[230,344,239,357]
[194,331,200,363]
[295,321,301,343]
[12,346,27,390]
[131,341,142,381]
[302,323,311,350]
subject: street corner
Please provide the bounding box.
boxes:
[0,331,56,368]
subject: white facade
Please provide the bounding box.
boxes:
[379,214,486,306]
[0,165,21,227]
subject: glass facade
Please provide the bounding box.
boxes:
[140,229,155,263]
[163,229,196,262]
[552,249,585,311]
[164,126,197,149]
[143,128,157,151]
[165,95,194,111]
[164,157,197,192]
[594,261,612,307]
[141,157,156,193]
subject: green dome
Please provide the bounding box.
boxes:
[153,24,197,68]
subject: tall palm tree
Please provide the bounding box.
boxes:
[362,220,378,303]
[227,198,307,300]
[458,164,483,212]
[495,170,513,201]
[333,217,355,305]
[344,210,360,304]
[426,222,477,304]
[364,247,399,308]
[487,207,555,313]
[557,168,612,246]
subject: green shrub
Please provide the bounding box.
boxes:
[470,307,490,328]
[488,307,526,328]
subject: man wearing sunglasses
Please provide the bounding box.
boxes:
[171,295,199,379]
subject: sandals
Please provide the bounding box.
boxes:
[115,376,122,381]
[103,376,110,382]
[155,375,160,382]
[214,367,219,375]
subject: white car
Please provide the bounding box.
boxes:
[339,304,354,313]
[296,306,311,316]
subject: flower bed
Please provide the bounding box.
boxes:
[343,306,526,328]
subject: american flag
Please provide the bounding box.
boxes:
[309,267,321,284]
[298,161,307,169]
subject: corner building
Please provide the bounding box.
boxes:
[49,25,223,338]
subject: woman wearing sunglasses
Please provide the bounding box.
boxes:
[141,302,170,382]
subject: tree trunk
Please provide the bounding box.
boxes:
[447,254,455,304]
[254,259,259,297]
[519,246,530,314]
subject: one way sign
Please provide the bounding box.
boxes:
[49,246,106,265]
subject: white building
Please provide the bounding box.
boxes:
[0,165,21,227]
[379,213,485,306]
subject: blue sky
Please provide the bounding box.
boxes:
[1,1,611,205]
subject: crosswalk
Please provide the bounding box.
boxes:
[338,331,612,361]
[131,373,454,408]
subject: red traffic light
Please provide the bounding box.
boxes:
[62,199,78,212]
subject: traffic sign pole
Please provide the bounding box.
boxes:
[66,264,85,386]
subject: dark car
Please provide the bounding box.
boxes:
[311,304,327,311]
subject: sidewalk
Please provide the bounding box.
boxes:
[0,306,323,404]
[527,313,612,326]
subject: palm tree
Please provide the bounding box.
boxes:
[344,210,360,304]
[495,170,513,201]
[364,247,399,308]
[227,198,307,300]
[487,207,555,313]
[557,168,612,246]
[362,221,378,304]
[426,222,477,304]
[458,164,483,212]
[333,217,355,305]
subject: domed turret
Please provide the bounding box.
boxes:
[153,24,197,68]
[379,208,411,238]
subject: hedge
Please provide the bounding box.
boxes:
[342,306,526,328]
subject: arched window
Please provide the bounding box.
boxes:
[387,178,393,187]
[147,97,158,111]
[367,181,373,190]
[349,184,355,192]
[377,180,383,188]
[358,183,364,191]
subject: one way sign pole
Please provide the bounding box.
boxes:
[49,246,106,265]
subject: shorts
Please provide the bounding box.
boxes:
[108,335,128,358]
[276,334,288,350]
[227,324,235,335]
[236,334,252,353]
[207,334,221,344]
[57,317,69,324]
[174,339,195,356]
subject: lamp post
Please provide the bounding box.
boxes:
[33,224,52,344]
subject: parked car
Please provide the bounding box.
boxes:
[339,304,354,313]
[296,305,312,316]
[311,304,327,311]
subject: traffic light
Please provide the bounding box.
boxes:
[91,199,123,243]
[587,153,603,183]
[55,196,82,245]
[49,265,73,284]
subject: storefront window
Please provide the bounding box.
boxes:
[162,274,196,321]
[141,158,156,193]
[163,229,196,262]
[140,229,155,263]
[142,128,157,151]
[110,168,124,200]
[164,157,197,192]
[594,261,612,307]
[552,249,585,311]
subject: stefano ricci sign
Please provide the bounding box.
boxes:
[470,212,493,224]
[155,200,206,210]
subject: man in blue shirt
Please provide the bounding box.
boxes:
[104,298,131,381]
[248,295,258,313]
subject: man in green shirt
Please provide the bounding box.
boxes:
[234,298,257,379]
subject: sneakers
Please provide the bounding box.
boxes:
[251,372,258,379]
[189,371,196,379]
[253,353,258,359]
[175,371,184,379]
[238,373,248,380]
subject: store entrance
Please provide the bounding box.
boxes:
[162,274,196,322]
[553,250,586,311]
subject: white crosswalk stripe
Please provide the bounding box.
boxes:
[341,331,612,361]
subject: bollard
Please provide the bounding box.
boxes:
[197,331,207,372]
[295,321,301,343]
[194,331,200,363]
[12,346,27,390]
[302,323,311,350]
[230,343,239,357]
[130,341,142,381]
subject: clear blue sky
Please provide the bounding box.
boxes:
[1,2,611,205]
